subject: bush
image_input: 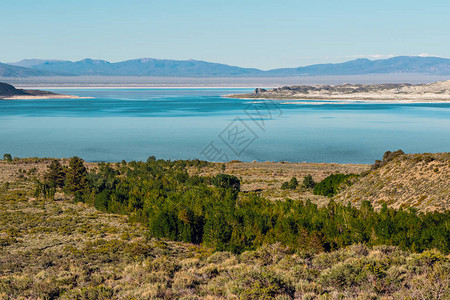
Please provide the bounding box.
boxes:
[232,268,295,299]
[281,177,298,190]
[320,259,367,290]
[313,173,356,197]
[372,149,405,169]
[211,174,240,192]
[302,174,315,189]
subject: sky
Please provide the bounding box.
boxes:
[1,0,449,69]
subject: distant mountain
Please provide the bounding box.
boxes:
[2,56,450,77]
[8,58,263,76]
[0,62,58,77]
[11,59,69,68]
[267,56,450,76]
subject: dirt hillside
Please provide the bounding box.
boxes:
[335,152,450,212]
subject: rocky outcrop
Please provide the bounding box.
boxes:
[0,82,79,99]
[252,88,267,96]
[0,82,27,97]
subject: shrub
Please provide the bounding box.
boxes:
[302,174,315,189]
[372,150,405,169]
[3,153,12,162]
[281,177,298,190]
[232,268,295,299]
[211,174,241,192]
[320,259,367,290]
[313,173,357,197]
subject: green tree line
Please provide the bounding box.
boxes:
[39,157,450,254]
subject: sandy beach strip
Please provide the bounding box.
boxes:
[223,94,450,103]
[1,95,93,100]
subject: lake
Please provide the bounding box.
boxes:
[0,88,449,164]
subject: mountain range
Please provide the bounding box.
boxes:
[1,56,449,77]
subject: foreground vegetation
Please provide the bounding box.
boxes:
[0,153,449,299]
[0,187,448,299]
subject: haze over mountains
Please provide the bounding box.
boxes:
[1,56,449,77]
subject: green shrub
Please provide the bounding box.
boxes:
[313,173,357,197]
[320,259,367,290]
[211,174,241,192]
[281,177,298,190]
[3,153,12,162]
[302,174,315,189]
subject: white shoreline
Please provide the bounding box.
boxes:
[14,86,258,90]
[223,95,450,104]
[2,95,93,100]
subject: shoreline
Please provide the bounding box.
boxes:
[14,86,259,90]
[1,95,93,100]
[224,94,450,104]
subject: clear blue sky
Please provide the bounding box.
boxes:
[1,0,449,69]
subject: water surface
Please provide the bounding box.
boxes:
[0,88,449,163]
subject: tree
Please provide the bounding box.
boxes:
[65,156,88,199]
[212,174,241,192]
[3,154,12,162]
[44,160,66,189]
[302,174,316,189]
[281,177,298,190]
[34,179,56,200]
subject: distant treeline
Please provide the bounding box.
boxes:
[36,157,450,254]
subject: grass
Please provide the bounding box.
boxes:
[0,185,448,299]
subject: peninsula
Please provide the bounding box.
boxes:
[227,80,450,102]
[0,82,87,100]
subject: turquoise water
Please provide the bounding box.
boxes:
[0,88,449,163]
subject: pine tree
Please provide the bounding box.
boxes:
[65,156,88,199]
[302,174,316,189]
[44,160,65,188]
[289,177,298,189]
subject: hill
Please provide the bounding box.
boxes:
[227,80,450,101]
[0,82,82,99]
[334,152,450,212]
[0,82,27,97]
[3,55,450,77]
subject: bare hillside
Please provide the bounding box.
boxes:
[335,152,450,212]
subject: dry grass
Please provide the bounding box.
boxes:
[334,152,450,212]
[190,161,369,203]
